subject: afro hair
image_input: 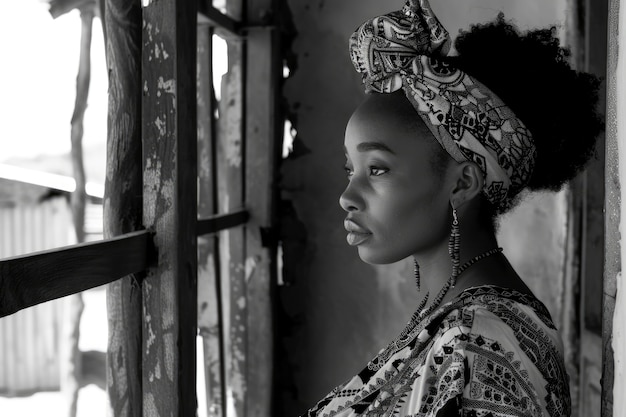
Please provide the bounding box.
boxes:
[446,14,604,199]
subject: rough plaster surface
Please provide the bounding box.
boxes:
[281,1,568,414]
[497,190,568,323]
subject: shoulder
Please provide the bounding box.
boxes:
[434,287,563,351]
[431,287,561,352]
[433,288,567,387]
[428,289,570,416]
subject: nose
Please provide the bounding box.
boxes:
[339,179,364,212]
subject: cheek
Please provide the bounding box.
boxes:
[391,202,444,243]
[392,182,441,218]
[376,184,448,242]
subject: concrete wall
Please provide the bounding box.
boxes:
[279,1,569,414]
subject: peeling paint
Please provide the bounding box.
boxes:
[145,22,153,43]
[230,353,246,398]
[160,270,175,329]
[146,313,156,353]
[144,393,158,417]
[154,116,166,137]
[245,255,260,281]
[158,77,176,95]
[148,356,161,382]
[143,158,162,225]
[164,332,175,382]
[160,178,175,206]
[154,357,161,380]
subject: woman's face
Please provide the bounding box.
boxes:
[340,92,453,264]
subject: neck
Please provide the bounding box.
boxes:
[413,217,499,300]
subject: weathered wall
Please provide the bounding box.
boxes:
[280,1,568,414]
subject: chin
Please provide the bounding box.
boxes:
[356,246,404,265]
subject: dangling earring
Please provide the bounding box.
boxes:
[448,207,461,288]
[413,258,420,291]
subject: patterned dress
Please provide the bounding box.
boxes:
[303,286,570,417]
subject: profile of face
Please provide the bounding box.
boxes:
[340,91,455,265]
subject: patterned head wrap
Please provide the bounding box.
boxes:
[349,0,536,210]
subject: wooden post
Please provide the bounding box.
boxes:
[70,5,94,245]
[603,1,619,415]
[63,7,94,416]
[103,0,144,416]
[216,33,247,417]
[142,0,198,416]
[197,22,225,417]
[245,1,281,415]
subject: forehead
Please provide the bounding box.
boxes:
[345,91,434,153]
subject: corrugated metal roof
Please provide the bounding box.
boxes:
[0,163,104,201]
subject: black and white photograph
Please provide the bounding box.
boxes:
[0,0,618,416]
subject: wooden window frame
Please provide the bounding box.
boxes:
[0,0,281,416]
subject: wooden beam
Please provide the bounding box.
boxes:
[197,210,249,236]
[141,0,198,415]
[198,2,241,35]
[0,230,150,318]
[102,0,144,415]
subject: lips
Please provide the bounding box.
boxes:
[344,219,372,246]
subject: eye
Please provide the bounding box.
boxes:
[369,166,388,176]
[344,164,354,178]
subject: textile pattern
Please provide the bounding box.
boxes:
[303,286,571,417]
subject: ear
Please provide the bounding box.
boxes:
[449,162,484,208]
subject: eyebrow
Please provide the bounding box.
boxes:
[354,142,396,154]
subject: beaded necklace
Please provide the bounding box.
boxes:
[416,247,503,319]
[368,247,505,372]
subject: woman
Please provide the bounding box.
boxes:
[303,1,602,416]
